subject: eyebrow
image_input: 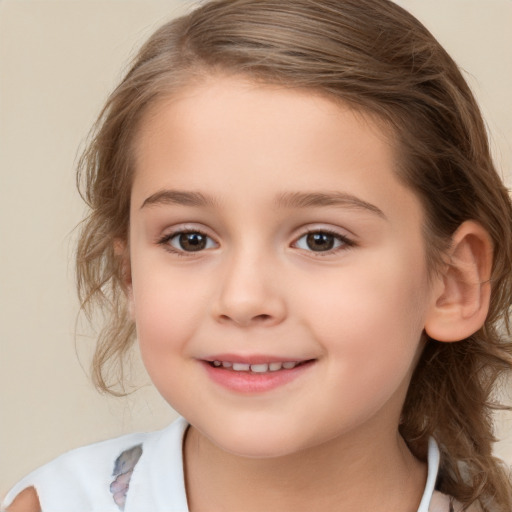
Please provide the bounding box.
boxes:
[140,189,385,218]
[141,190,219,209]
[276,191,386,218]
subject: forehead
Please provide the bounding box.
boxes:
[134,75,396,165]
[131,76,421,225]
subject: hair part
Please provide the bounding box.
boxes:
[76,0,512,508]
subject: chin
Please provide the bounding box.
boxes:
[198,418,314,459]
[215,435,301,459]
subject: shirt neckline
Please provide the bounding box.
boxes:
[127,417,440,512]
[418,437,440,512]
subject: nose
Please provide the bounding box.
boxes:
[211,251,287,328]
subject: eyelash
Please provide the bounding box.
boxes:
[293,229,355,255]
[157,228,355,256]
[157,229,217,257]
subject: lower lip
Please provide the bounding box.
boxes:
[201,361,314,393]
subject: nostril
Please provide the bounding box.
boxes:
[255,314,272,322]
[218,313,273,325]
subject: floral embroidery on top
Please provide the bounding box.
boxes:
[110,444,143,510]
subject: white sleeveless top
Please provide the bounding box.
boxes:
[2,417,453,512]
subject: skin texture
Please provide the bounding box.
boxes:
[6,488,40,512]
[7,77,492,512]
[127,76,439,511]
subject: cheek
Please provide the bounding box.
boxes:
[298,252,429,377]
[130,256,208,362]
[132,274,204,403]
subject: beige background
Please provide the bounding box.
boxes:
[1,0,511,497]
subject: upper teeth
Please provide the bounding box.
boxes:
[212,361,299,372]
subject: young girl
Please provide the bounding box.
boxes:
[4,0,512,511]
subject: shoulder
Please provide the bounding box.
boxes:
[2,418,189,512]
[3,487,40,512]
[1,430,152,512]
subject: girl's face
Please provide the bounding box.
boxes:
[128,76,438,457]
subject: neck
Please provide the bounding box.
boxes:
[183,422,427,512]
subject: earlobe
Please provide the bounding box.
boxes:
[114,238,135,318]
[424,221,493,342]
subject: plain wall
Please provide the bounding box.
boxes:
[1,0,511,497]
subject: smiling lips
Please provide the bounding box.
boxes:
[209,360,303,373]
[202,357,315,393]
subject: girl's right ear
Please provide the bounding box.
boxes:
[114,239,135,318]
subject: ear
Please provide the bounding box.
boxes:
[424,221,493,342]
[114,238,135,319]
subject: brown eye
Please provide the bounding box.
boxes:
[306,232,335,251]
[179,233,206,251]
[295,231,351,253]
[168,232,216,252]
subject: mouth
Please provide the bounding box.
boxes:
[200,356,316,393]
[206,360,310,373]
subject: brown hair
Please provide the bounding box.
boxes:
[76,0,512,509]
